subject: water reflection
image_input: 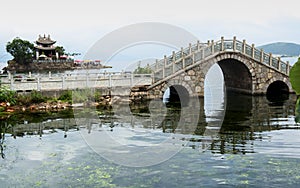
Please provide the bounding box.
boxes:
[0,93,297,159]
[0,124,7,159]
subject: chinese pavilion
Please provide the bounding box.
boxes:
[35,34,58,60]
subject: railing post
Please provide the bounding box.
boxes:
[269,53,272,66]
[163,55,167,78]
[211,40,214,54]
[221,37,224,51]
[287,61,290,74]
[172,51,176,62]
[233,36,236,51]
[151,72,155,84]
[182,54,186,68]
[260,49,264,63]
[242,40,246,54]
[181,47,184,58]
[172,61,175,74]
[130,73,134,87]
[29,72,31,78]
[10,75,13,90]
[37,74,41,91]
[278,57,281,71]
[109,73,112,87]
[103,70,106,79]
[48,71,51,78]
[251,44,255,59]
[189,43,192,54]
[86,72,89,87]
[62,74,65,90]
[197,40,200,50]
[192,52,195,64]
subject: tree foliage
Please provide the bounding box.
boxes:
[289,57,300,95]
[6,37,34,64]
[55,46,65,56]
[133,63,152,74]
[0,86,16,105]
[295,97,300,123]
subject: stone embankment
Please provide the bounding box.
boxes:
[0,101,70,113]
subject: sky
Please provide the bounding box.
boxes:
[1,0,300,68]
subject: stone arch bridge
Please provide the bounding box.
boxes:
[133,37,292,100]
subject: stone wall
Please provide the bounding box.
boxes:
[5,60,77,73]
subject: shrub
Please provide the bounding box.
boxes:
[133,63,152,74]
[71,89,100,103]
[0,86,17,105]
[94,90,102,102]
[16,94,31,106]
[58,90,72,102]
[30,90,47,103]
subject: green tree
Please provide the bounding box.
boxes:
[6,37,34,64]
[133,63,152,74]
[0,86,16,105]
[290,57,300,95]
[55,46,65,56]
[289,57,300,123]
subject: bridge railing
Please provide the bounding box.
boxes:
[0,72,152,91]
[150,41,207,71]
[151,37,290,83]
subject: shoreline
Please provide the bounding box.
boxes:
[0,94,137,118]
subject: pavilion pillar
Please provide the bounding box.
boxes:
[37,75,41,91]
[36,51,39,60]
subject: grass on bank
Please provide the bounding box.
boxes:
[0,86,102,111]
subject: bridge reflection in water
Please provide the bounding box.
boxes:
[0,91,296,159]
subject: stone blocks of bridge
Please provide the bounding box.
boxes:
[147,51,292,99]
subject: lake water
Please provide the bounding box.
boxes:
[0,90,299,187]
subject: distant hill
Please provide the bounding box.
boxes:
[258,42,300,56]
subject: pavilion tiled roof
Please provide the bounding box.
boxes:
[35,45,56,50]
[36,34,56,45]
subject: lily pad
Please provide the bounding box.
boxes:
[289,58,300,95]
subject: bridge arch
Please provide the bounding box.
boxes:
[266,80,289,102]
[201,54,255,95]
[160,79,194,100]
[217,58,252,94]
[164,85,190,106]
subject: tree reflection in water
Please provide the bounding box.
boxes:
[0,123,11,159]
[0,129,5,159]
[0,93,296,159]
